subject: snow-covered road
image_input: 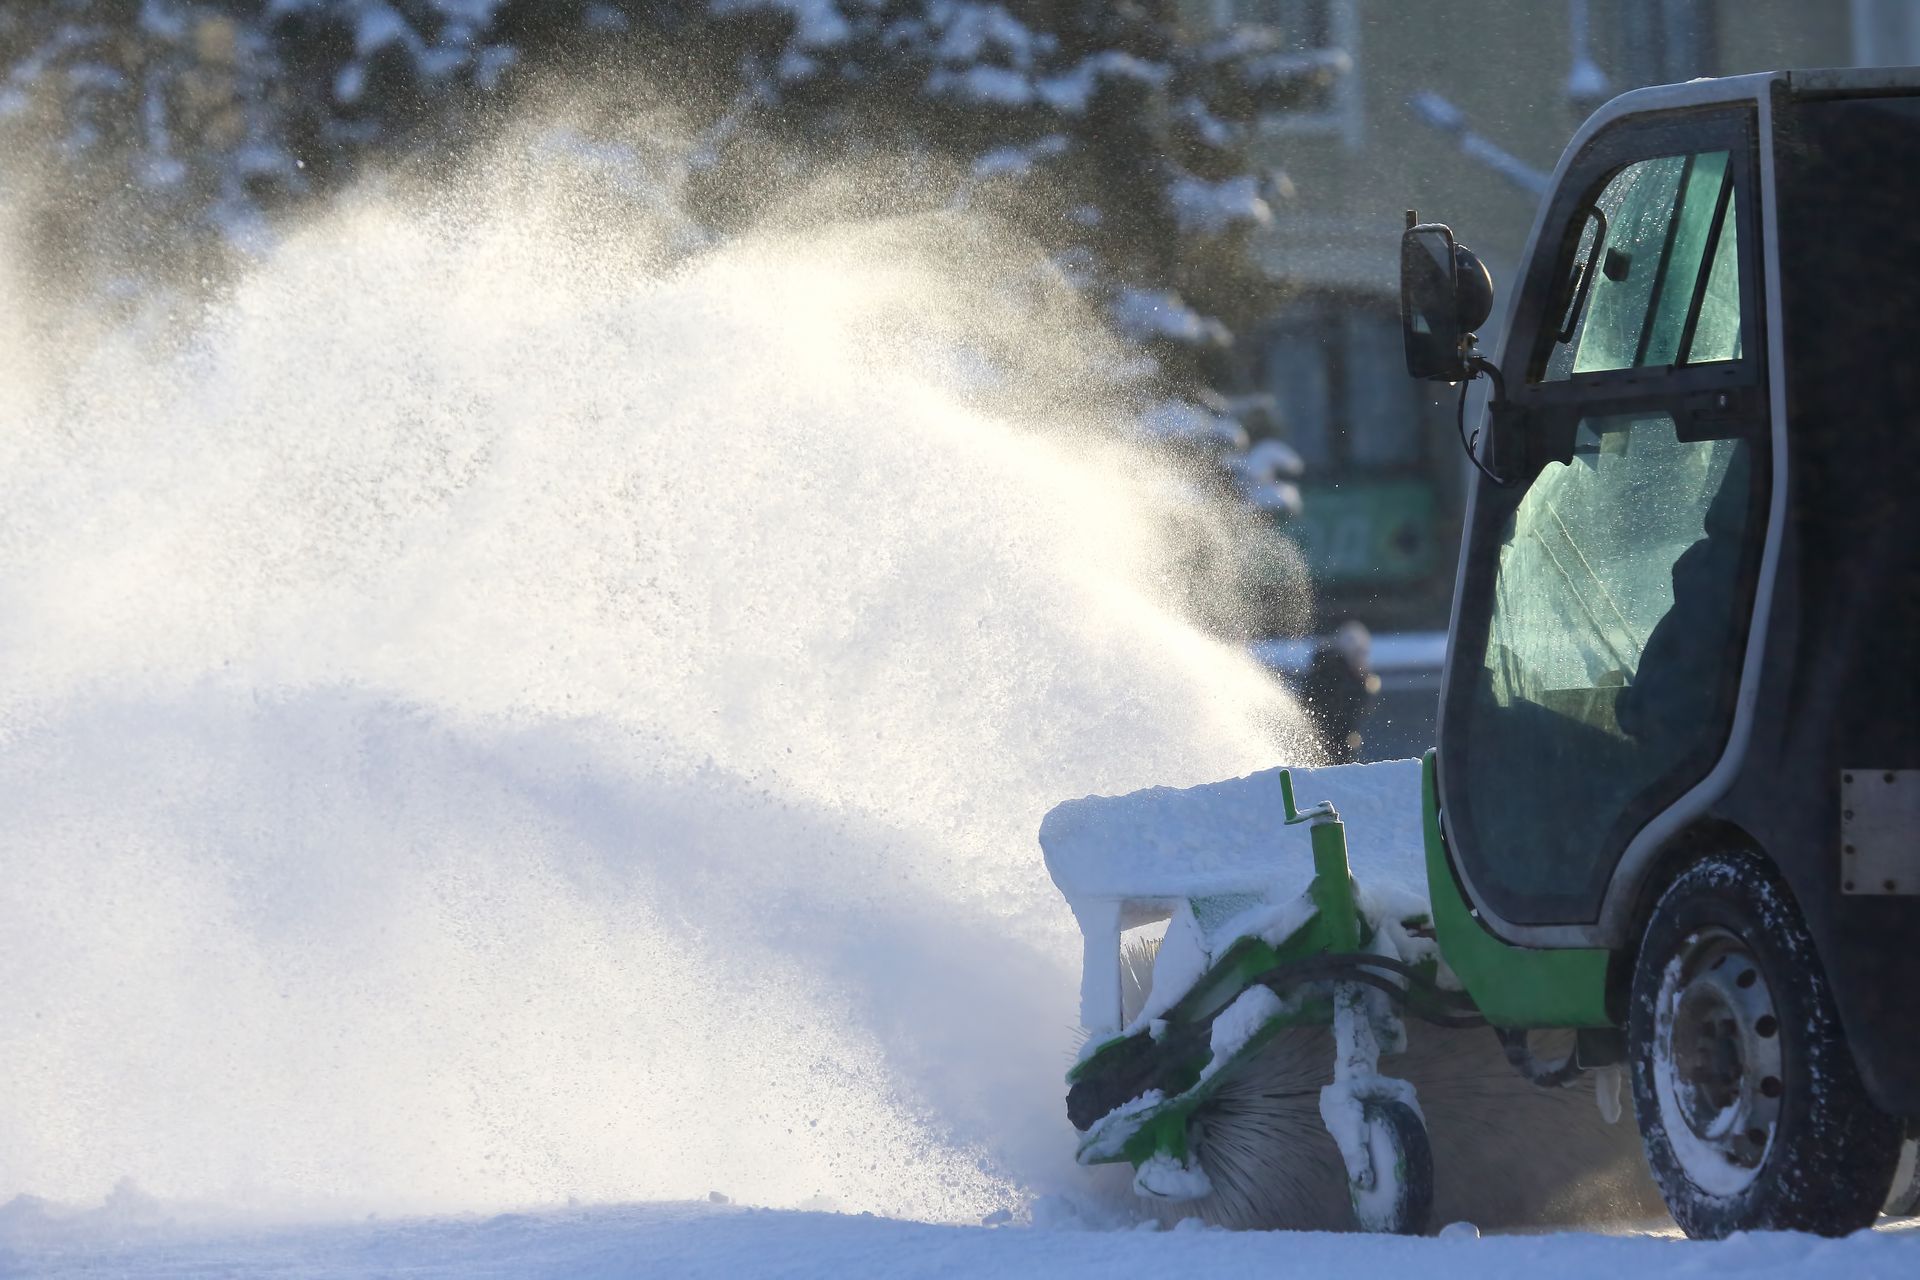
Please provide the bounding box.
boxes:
[4,1202,1917,1279]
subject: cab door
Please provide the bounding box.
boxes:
[1439,109,1771,928]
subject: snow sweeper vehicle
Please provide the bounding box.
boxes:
[1044,67,1920,1241]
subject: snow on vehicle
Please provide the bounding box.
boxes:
[1046,67,1920,1240]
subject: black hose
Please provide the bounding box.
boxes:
[1259,956,1590,1089]
[1247,952,1489,1029]
[1456,362,1515,488]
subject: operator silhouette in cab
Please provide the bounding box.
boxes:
[1616,445,1753,754]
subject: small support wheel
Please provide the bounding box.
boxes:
[1347,1098,1434,1236]
[1628,853,1903,1238]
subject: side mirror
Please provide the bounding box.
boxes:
[1401,213,1494,382]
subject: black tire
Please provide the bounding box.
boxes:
[1347,1098,1434,1236]
[1628,852,1903,1238]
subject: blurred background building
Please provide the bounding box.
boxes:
[8,0,1918,763]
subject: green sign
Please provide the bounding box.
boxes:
[1290,480,1438,585]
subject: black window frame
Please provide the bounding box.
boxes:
[1513,109,1766,422]
[1438,105,1774,926]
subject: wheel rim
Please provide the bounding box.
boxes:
[1653,926,1784,1196]
[1888,1136,1920,1216]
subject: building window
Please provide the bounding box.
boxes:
[1254,299,1421,472]
[1253,298,1445,590]
[1210,0,1363,146]
[1851,0,1920,65]
[1616,0,1719,86]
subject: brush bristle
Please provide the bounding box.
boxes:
[1110,933,1663,1231]
[1153,1022,1669,1231]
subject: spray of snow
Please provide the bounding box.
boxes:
[0,134,1313,1225]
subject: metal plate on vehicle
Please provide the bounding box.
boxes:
[1840,770,1920,895]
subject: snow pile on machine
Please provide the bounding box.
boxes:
[1042,759,1457,1229]
[1042,759,1430,1041]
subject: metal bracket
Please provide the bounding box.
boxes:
[1840,770,1920,896]
[1279,769,1338,826]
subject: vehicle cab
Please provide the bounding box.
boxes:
[1404,67,1920,1235]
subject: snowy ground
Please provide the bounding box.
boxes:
[2,1200,1916,1279]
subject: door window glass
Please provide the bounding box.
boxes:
[1543,150,1739,380]
[1687,201,1742,363]
[1454,411,1757,911]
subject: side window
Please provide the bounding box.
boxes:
[1686,195,1741,363]
[1542,150,1740,380]
[1460,412,1758,907]
[1483,414,1751,731]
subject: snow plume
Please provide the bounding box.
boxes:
[0,134,1311,1225]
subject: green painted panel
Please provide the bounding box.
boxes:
[1422,750,1615,1027]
